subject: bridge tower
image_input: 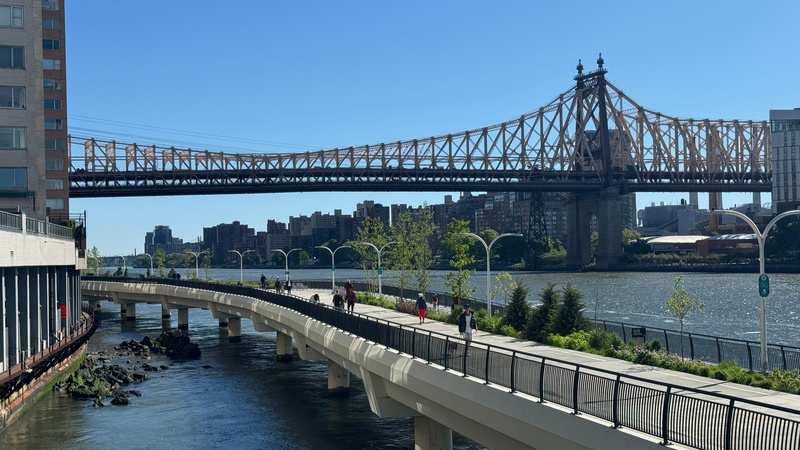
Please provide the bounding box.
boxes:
[565,55,624,269]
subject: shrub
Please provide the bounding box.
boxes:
[395,300,417,315]
[499,325,524,339]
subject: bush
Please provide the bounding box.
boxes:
[395,300,417,315]
[499,325,524,339]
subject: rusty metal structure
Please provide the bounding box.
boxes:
[68,57,771,199]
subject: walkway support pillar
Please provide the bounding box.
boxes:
[177,308,189,330]
[276,331,293,362]
[414,416,452,450]
[218,318,228,328]
[125,303,136,321]
[327,359,350,396]
[161,305,171,319]
[227,317,241,343]
[120,303,126,314]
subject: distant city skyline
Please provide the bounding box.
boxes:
[65,1,792,255]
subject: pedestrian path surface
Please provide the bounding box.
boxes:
[288,285,800,416]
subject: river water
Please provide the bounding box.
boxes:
[1,269,799,449]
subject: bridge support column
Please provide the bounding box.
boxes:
[218,318,228,328]
[276,331,293,362]
[89,300,101,310]
[414,416,452,450]
[566,188,623,270]
[327,359,350,396]
[125,303,136,321]
[161,305,171,319]
[227,317,241,343]
[177,308,189,330]
[120,303,126,314]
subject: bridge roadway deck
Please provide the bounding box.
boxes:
[84,280,800,450]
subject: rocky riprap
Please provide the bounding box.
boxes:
[54,330,201,407]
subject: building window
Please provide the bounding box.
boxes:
[42,18,59,30]
[42,0,58,11]
[0,127,25,148]
[0,46,24,68]
[45,158,63,170]
[46,198,64,209]
[44,78,61,90]
[0,86,25,109]
[0,167,26,188]
[0,6,23,28]
[44,98,61,110]
[43,58,60,70]
[45,138,62,150]
[43,39,60,50]
[46,178,63,190]
[45,118,62,130]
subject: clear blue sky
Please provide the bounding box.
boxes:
[65,1,799,256]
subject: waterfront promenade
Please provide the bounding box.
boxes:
[83,278,800,450]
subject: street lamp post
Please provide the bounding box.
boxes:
[273,248,301,280]
[455,232,523,317]
[711,209,800,373]
[139,253,154,276]
[315,245,350,293]
[187,251,199,279]
[228,249,253,285]
[356,241,398,298]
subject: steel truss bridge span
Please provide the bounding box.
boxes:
[69,66,770,198]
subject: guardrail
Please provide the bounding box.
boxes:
[84,276,800,450]
[0,210,75,240]
[591,319,800,372]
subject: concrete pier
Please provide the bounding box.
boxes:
[414,416,452,450]
[125,303,136,321]
[276,331,293,362]
[161,305,171,319]
[120,303,126,314]
[177,308,189,330]
[218,318,228,328]
[227,317,241,343]
[327,360,350,396]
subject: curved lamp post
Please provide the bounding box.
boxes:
[139,253,154,275]
[187,251,199,279]
[356,241,398,298]
[710,208,800,373]
[455,232,523,317]
[228,249,253,284]
[315,245,350,293]
[273,248,301,280]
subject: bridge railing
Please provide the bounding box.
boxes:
[86,277,800,450]
[591,319,800,373]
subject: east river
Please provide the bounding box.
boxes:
[1,269,799,449]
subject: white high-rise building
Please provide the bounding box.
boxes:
[770,108,800,212]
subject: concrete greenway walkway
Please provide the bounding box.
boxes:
[84,279,800,450]
[292,286,800,448]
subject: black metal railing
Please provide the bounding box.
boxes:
[84,277,800,450]
[591,319,800,372]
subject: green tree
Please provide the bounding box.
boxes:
[501,280,530,332]
[664,275,705,360]
[442,219,477,301]
[182,249,195,278]
[409,207,437,294]
[492,271,514,306]
[590,231,599,263]
[153,248,167,277]
[200,248,212,278]
[549,283,592,336]
[526,283,561,342]
[299,250,310,265]
[389,211,415,301]
[622,228,642,245]
[349,216,390,294]
[87,246,101,274]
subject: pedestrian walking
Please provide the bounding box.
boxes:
[431,293,438,312]
[344,279,353,292]
[275,277,282,293]
[345,287,356,313]
[458,305,477,354]
[416,293,427,324]
[286,277,293,295]
[260,274,267,289]
[333,289,344,310]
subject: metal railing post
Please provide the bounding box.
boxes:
[689,334,695,360]
[724,398,736,450]
[572,366,580,414]
[484,346,491,385]
[661,386,672,446]
[538,358,546,403]
[716,337,722,363]
[612,374,621,428]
